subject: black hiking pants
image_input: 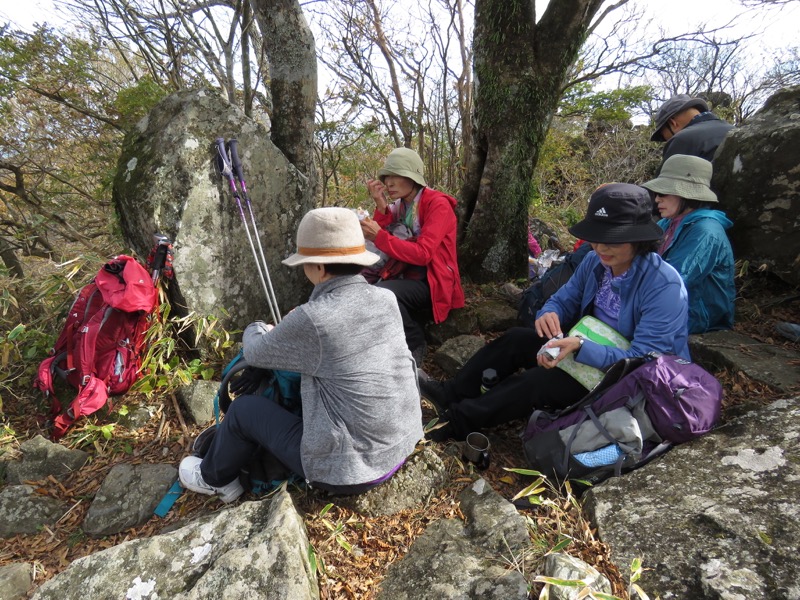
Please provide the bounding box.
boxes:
[444,327,587,437]
[200,395,384,495]
[375,278,431,354]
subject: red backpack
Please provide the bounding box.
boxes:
[35,255,158,439]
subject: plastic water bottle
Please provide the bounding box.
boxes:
[480,368,498,394]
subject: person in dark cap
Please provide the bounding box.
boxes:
[419,183,690,442]
[651,94,733,164]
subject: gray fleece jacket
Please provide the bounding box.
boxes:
[243,274,423,486]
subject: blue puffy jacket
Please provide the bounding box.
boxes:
[658,208,735,334]
[538,252,690,368]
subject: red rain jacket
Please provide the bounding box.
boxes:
[373,187,464,323]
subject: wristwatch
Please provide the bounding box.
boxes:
[576,337,585,354]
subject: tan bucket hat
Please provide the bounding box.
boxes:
[641,155,718,203]
[282,207,380,267]
[377,148,427,187]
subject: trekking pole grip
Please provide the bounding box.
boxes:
[151,234,169,273]
[228,138,245,182]
[215,138,230,173]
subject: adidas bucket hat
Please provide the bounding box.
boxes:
[569,183,663,244]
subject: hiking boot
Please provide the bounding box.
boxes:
[419,377,457,415]
[500,282,524,306]
[179,456,244,503]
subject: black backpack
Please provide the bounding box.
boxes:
[518,243,592,328]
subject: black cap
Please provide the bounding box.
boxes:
[569,183,663,244]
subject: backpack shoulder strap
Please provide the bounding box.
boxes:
[77,306,115,386]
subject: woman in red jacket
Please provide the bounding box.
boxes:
[360,148,464,364]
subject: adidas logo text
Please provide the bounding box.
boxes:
[594,207,608,217]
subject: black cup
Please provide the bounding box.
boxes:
[463,432,490,470]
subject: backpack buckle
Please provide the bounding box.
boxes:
[81,375,91,386]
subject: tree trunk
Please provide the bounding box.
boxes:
[458,0,605,282]
[0,236,24,278]
[251,0,318,188]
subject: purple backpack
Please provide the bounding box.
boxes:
[521,355,723,487]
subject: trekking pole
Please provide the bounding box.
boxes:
[228,138,282,323]
[215,138,281,325]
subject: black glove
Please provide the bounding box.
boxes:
[228,366,271,397]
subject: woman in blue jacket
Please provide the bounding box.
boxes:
[420,183,689,442]
[642,154,735,334]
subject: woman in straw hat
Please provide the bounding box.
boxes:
[420,184,690,442]
[642,154,735,334]
[360,147,464,364]
[179,207,423,501]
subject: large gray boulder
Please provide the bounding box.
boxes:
[31,490,318,600]
[112,89,314,331]
[584,395,800,599]
[712,86,800,286]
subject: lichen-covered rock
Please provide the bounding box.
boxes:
[689,330,800,395]
[31,491,318,600]
[377,479,529,600]
[473,299,519,333]
[112,89,314,332]
[335,446,448,517]
[433,335,487,377]
[584,396,800,600]
[458,478,529,555]
[711,86,800,286]
[83,463,178,537]
[0,485,67,537]
[425,308,479,346]
[177,379,219,425]
[543,553,612,600]
[5,435,88,485]
[0,563,33,600]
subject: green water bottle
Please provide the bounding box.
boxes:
[480,368,498,394]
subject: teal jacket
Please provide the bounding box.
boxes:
[658,209,735,334]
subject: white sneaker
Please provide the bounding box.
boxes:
[179,456,244,503]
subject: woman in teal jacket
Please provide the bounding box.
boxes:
[642,155,735,334]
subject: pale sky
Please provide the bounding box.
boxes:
[2,0,797,98]
[3,0,798,48]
